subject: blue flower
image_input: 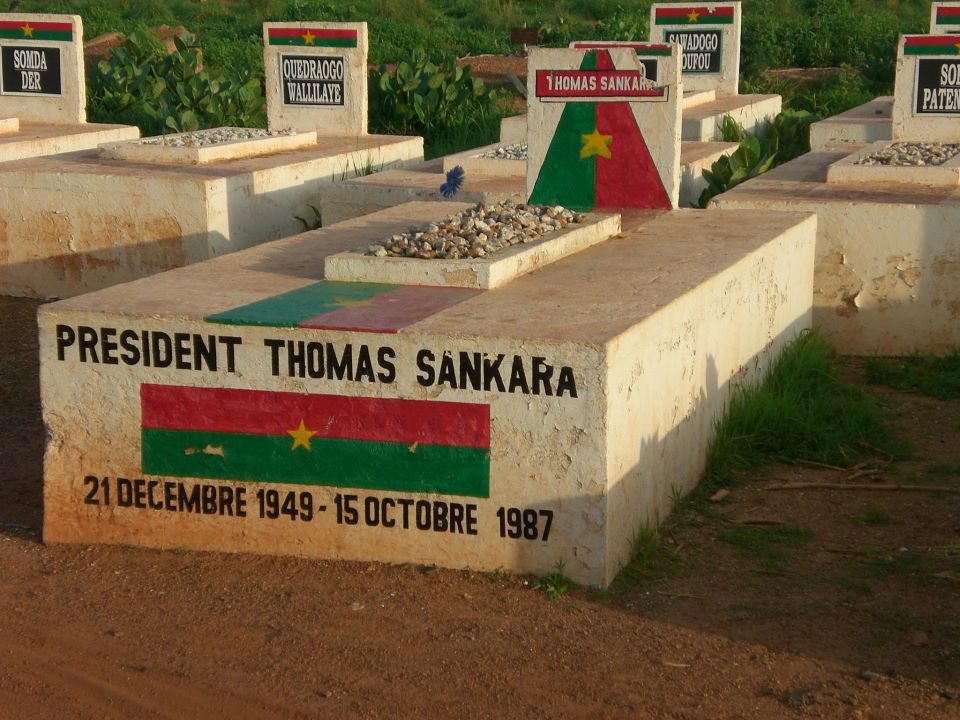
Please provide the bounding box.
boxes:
[440,165,465,199]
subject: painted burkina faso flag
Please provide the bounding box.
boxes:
[206,280,480,334]
[0,20,72,41]
[141,385,491,498]
[529,49,671,211]
[654,5,734,24]
[267,27,358,47]
[571,42,673,56]
[904,35,960,55]
[937,6,960,26]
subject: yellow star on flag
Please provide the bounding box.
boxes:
[580,129,613,160]
[334,296,376,309]
[288,419,317,451]
[303,29,316,45]
[687,9,700,22]
[956,42,960,55]
[21,22,34,37]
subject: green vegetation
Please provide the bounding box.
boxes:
[864,353,960,400]
[715,524,813,570]
[532,560,572,600]
[854,507,901,526]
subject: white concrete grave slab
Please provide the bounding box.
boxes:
[99,128,318,166]
[0,13,85,123]
[649,2,741,97]
[826,140,960,186]
[809,96,893,151]
[39,201,816,587]
[893,34,960,142]
[0,116,17,134]
[526,46,682,210]
[264,21,368,136]
[932,2,960,34]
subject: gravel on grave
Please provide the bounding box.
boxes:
[854,141,960,167]
[479,143,527,160]
[365,201,586,260]
[135,127,298,147]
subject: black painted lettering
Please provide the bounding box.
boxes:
[56,324,76,361]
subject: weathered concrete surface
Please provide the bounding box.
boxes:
[712,150,960,355]
[40,202,815,587]
[263,21,368,136]
[0,133,423,298]
[809,97,893,151]
[99,130,318,166]
[324,213,621,288]
[649,2,741,97]
[499,93,779,145]
[827,140,960,186]
[321,141,737,222]
[0,117,19,134]
[0,14,86,123]
[0,121,138,161]
[893,36,960,142]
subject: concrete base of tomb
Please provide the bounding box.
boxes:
[498,94,781,145]
[826,141,960,187]
[711,150,960,355]
[0,118,19,135]
[0,133,423,299]
[39,201,815,587]
[321,141,738,224]
[0,120,139,162]
[809,97,893,152]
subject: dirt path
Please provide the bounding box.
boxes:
[1,295,958,719]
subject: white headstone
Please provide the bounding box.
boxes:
[648,2,740,96]
[526,45,682,210]
[263,22,368,136]
[931,2,960,35]
[0,13,85,123]
[892,34,960,141]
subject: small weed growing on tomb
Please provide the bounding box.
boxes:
[716,524,812,571]
[295,205,323,232]
[440,166,466,199]
[532,560,571,600]
[705,330,904,484]
[610,525,678,593]
[863,353,960,400]
[855,507,901,527]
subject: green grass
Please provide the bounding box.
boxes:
[532,560,573,600]
[608,526,679,594]
[715,524,813,570]
[706,330,904,484]
[854,507,901,526]
[864,353,960,400]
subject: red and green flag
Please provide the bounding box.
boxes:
[529,49,672,211]
[0,20,72,41]
[904,35,960,55]
[936,5,960,27]
[654,5,734,25]
[205,281,480,333]
[141,385,490,497]
[267,27,358,47]
[571,42,673,56]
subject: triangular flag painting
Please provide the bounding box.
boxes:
[526,46,682,212]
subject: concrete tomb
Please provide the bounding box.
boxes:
[0,22,423,300]
[40,200,816,587]
[526,45,682,209]
[711,35,960,355]
[264,21,368,136]
[931,2,960,34]
[0,13,138,160]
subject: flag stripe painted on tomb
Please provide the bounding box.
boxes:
[529,49,671,211]
[904,35,960,55]
[141,385,491,497]
[938,6,960,24]
[0,20,72,41]
[654,6,734,24]
[204,281,480,333]
[267,27,358,47]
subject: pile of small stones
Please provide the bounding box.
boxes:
[479,143,528,160]
[854,141,960,167]
[136,127,298,147]
[365,202,586,260]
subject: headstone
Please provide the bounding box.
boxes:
[526,46,682,211]
[648,2,740,97]
[931,2,960,34]
[892,34,960,141]
[263,21,368,136]
[0,13,85,123]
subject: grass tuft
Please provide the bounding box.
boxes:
[863,353,960,400]
[532,560,572,600]
[716,524,813,569]
[706,330,902,484]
